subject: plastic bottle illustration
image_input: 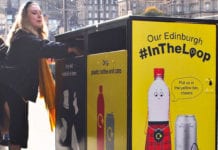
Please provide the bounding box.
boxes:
[97,85,104,150]
[145,68,171,150]
[175,115,198,150]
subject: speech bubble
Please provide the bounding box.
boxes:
[171,77,203,100]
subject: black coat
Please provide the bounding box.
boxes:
[0,29,69,102]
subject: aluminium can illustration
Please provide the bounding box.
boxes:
[175,115,198,150]
[106,113,114,150]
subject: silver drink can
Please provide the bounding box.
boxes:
[106,113,114,150]
[175,115,197,150]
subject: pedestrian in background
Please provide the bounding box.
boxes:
[0,1,80,150]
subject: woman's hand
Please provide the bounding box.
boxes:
[67,47,82,56]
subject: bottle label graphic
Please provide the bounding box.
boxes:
[97,85,104,150]
[145,68,171,150]
[175,115,197,150]
[106,113,114,150]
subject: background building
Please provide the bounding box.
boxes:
[0,0,218,40]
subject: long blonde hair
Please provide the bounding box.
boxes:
[6,1,48,46]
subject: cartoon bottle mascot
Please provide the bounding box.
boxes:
[145,68,171,150]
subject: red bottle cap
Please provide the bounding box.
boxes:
[99,85,103,93]
[154,68,164,78]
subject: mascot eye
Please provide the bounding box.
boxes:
[160,92,164,97]
[154,92,158,97]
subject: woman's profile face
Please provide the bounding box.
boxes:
[27,3,43,30]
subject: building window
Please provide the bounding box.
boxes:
[100,12,104,18]
[204,1,211,11]
[112,6,116,11]
[88,6,92,10]
[88,20,93,25]
[88,12,92,18]
[106,13,109,18]
[94,20,98,24]
[189,3,196,13]
[100,5,103,10]
[214,1,218,11]
[94,12,98,18]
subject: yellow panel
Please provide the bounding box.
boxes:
[87,50,127,150]
[131,20,216,150]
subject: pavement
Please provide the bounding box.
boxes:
[0,97,55,150]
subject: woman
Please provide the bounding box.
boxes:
[0,1,79,149]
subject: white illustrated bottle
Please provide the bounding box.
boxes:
[145,68,171,150]
[148,68,170,122]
